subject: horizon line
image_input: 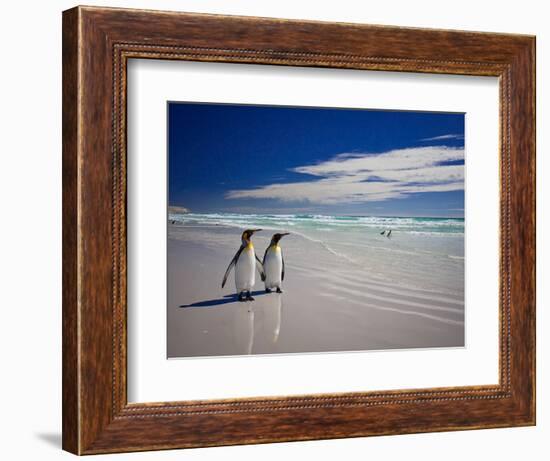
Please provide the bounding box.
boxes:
[167,208,464,220]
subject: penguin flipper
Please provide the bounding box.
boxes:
[255,254,266,281]
[261,245,273,282]
[221,246,244,288]
[281,251,285,281]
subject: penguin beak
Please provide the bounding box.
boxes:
[252,229,262,234]
[280,232,290,237]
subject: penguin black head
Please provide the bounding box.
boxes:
[271,232,290,244]
[241,229,262,243]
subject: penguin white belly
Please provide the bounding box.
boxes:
[235,245,256,292]
[264,247,283,289]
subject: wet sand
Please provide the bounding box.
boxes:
[167,224,464,358]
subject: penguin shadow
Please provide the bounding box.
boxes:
[179,290,267,308]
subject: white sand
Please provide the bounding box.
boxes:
[167,223,464,358]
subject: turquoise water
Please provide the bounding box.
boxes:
[169,213,464,236]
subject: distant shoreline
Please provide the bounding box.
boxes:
[168,205,190,214]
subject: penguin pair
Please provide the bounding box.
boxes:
[221,229,290,302]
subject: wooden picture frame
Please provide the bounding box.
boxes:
[62,5,535,455]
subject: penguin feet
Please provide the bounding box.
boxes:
[246,291,255,301]
[238,293,247,302]
[276,287,283,293]
[265,288,272,293]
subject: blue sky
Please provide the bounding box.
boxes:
[168,102,464,217]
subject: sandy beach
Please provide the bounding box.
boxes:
[167,215,464,358]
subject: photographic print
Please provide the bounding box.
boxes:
[167,102,465,358]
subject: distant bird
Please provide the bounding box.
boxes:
[380,230,386,236]
[387,229,392,238]
[263,233,290,293]
[222,229,265,301]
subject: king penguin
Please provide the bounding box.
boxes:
[262,233,290,293]
[222,229,265,301]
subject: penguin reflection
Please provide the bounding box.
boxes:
[234,294,283,355]
[262,233,290,293]
[221,229,265,301]
[270,295,283,343]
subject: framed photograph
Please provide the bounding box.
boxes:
[62,6,535,455]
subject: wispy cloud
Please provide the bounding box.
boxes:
[421,134,464,142]
[226,146,464,205]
